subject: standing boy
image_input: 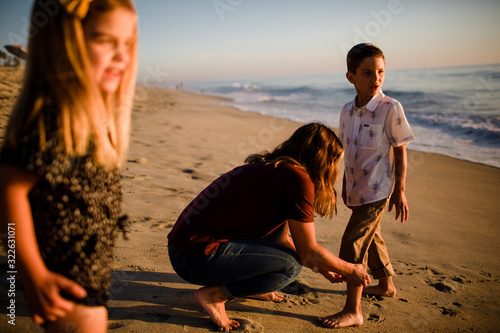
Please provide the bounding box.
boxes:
[318,43,415,328]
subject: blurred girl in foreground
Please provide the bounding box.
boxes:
[0,0,137,331]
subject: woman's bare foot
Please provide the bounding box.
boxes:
[194,286,240,331]
[317,310,363,328]
[363,276,397,297]
[246,291,285,303]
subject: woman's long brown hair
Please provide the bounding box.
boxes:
[245,122,343,219]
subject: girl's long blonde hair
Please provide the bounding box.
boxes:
[5,0,138,169]
[245,123,344,219]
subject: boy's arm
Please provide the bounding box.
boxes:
[342,173,347,206]
[0,165,87,324]
[388,144,409,223]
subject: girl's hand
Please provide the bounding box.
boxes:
[345,264,371,287]
[24,270,87,324]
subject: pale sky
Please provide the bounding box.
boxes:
[1,0,500,84]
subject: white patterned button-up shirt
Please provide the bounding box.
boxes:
[339,91,415,207]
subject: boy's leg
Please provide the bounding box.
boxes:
[317,282,364,328]
[339,199,388,266]
[365,231,397,297]
[328,199,387,328]
[367,227,392,276]
[44,304,107,333]
[364,275,396,297]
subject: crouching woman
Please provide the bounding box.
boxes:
[167,123,370,331]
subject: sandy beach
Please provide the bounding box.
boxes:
[1,66,499,332]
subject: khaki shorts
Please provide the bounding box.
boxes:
[339,199,394,279]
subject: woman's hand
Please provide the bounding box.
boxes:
[319,270,345,283]
[345,264,371,287]
[289,220,369,287]
[24,270,87,324]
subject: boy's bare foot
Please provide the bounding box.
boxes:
[246,291,285,302]
[317,310,363,328]
[363,276,397,297]
[194,286,240,331]
[363,284,397,297]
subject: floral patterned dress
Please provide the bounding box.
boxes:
[0,113,127,305]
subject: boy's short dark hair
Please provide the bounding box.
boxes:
[347,43,385,73]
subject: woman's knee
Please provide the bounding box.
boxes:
[283,252,302,279]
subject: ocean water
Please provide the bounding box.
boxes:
[186,63,500,168]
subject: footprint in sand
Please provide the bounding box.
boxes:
[367,313,384,323]
[151,221,175,229]
[199,155,213,161]
[451,276,469,283]
[182,168,215,182]
[439,306,460,317]
[129,157,148,164]
[182,168,202,180]
[394,261,419,276]
[417,265,461,294]
[433,282,455,293]
[364,294,384,302]
[227,318,264,333]
[281,280,320,304]
[108,321,126,330]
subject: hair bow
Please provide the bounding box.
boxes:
[58,0,94,19]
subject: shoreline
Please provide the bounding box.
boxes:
[185,83,500,170]
[1,68,500,332]
[1,65,497,169]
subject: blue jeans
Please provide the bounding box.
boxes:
[168,229,302,298]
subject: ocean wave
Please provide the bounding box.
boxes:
[263,86,318,96]
[409,113,500,146]
[231,82,259,90]
[384,89,457,104]
[256,93,304,102]
[444,70,500,81]
[187,64,500,167]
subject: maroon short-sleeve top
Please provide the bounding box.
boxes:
[167,162,315,257]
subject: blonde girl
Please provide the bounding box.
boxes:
[0,0,137,331]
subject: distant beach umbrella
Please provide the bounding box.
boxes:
[4,44,28,60]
